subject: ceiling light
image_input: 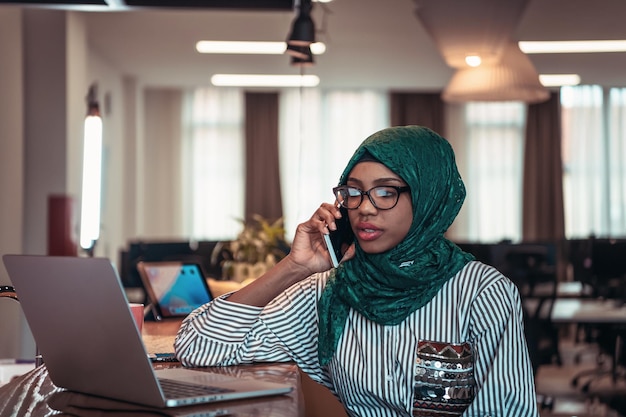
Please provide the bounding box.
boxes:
[196,41,285,54]
[519,40,626,54]
[211,74,320,87]
[465,55,482,67]
[309,43,326,54]
[196,40,326,55]
[442,42,549,104]
[287,0,316,46]
[539,74,581,87]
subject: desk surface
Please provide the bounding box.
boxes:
[526,297,626,324]
[0,319,304,417]
[142,318,183,354]
[551,298,626,323]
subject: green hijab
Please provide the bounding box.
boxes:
[317,125,474,365]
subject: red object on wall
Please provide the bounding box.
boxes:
[48,195,77,256]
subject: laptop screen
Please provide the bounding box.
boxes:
[138,262,213,319]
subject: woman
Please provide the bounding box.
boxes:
[175,125,538,416]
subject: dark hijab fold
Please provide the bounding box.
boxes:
[317,125,474,365]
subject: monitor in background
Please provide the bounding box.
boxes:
[137,261,213,320]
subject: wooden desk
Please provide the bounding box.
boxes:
[0,319,304,417]
[142,318,184,353]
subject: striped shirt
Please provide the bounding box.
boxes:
[175,261,539,417]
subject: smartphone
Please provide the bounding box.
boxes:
[323,208,354,267]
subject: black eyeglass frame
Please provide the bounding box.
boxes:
[333,185,411,210]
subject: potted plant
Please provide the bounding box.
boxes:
[217,215,290,283]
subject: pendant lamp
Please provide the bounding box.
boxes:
[414,0,529,68]
[286,0,315,47]
[442,41,550,103]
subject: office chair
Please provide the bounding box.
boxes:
[501,245,557,297]
[570,239,626,393]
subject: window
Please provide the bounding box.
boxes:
[182,87,388,242]
[454,102,526,242]
[608,89,626,234]
[562,85,626,237]
[182,87,244,240]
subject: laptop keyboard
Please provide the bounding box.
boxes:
[159,378,235,399]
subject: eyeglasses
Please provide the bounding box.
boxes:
[333,185,410,210]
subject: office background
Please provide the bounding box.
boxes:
[2,1,626,360]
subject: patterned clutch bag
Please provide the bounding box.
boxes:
[413,340,475,417]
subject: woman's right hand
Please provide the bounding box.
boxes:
[226,203,354,307]
[286,202,346,276]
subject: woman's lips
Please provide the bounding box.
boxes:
[356,223,383,241]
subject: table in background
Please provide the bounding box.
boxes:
[525,297,626,324]
[527,297,626,391]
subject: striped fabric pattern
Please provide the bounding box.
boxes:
[175,261,539,417]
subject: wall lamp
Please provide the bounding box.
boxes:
[79,84,103,257]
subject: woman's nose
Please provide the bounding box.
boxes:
[358,194,378,215]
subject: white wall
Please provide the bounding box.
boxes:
[0,8,148,359]
[0,6,27,360]
[142,89,184,239]
[0,6,192,359]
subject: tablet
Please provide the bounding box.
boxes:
[136,261,213,320]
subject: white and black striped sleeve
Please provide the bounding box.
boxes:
[174,272,326,369]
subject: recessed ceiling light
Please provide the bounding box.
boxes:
[519,40,626,54]
[196,41,326,55]
[539,74,581,87]
[211,74,320,87]
[465,55,482,67]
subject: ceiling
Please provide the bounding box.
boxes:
[5,0,626,90]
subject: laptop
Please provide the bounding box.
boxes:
[136,261,213,321]
[2,254,293,409]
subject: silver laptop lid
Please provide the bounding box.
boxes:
[3,255,166,407]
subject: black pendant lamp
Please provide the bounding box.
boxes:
[286,0,315,47]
